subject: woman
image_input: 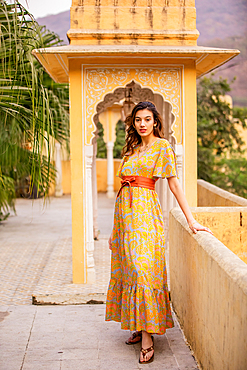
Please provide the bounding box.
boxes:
[105,101,212,364]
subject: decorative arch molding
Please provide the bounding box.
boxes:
[95,80,155,118]
[83,66,182,145]
[94,81,176,146]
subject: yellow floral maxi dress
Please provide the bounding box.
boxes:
[105,138,177,334]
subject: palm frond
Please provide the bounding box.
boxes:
[0,0,70,215]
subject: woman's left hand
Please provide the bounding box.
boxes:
[189,220,213,235]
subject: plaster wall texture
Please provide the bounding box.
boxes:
[69,59,86,283]
[197,179,247,207]
[52,159,121,195]
[191,207,247,264]
[61,160,71,194]
[169,208,247,370]
[69,0,198,45]
[96,158,121,192]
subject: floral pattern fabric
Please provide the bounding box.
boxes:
[105,138,177,334]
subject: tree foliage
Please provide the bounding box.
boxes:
[96,119,126,159]
[0,0,69,218]
[212,156,247,199]
[232,107,247,127]
[96,122,107,159]
[113,119,125,159]
[197,76,247,198]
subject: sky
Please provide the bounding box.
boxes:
[17,0,71,18]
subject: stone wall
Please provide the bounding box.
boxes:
[192,207,247,264]
[96,158,121,192]
[68,0,198,45]
[169,207,247,370]
[197,179,247,207]
[57,158,122,195]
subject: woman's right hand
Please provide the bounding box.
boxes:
[108,232,113,250]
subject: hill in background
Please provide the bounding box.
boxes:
[37,10,70,44]
[202,34,247,107]
[196,0,247,44]
[195,0,247,106]
[37,1,247,106]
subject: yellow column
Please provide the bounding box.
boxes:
[183,61,197,207]
[69,59,85,283]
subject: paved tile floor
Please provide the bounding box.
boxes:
[0,196,72,305]
[0,304,198,370]
[0,194,198,369]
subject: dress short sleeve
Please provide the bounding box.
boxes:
[153,140,177,179]
[116,157,126,178]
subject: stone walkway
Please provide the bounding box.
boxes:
[0,194,198,369]
[0,196,73,305]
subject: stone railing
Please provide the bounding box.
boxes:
[169,208,247,370]
[197,179,247,207]
[192,207,247,264]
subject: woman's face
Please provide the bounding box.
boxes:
[134,109,156,139]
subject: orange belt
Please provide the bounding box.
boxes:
[116,175,156,207]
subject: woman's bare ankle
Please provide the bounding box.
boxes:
[141,331,153,348]
[140,331,154,363]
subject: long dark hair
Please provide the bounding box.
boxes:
[122,101,165,157]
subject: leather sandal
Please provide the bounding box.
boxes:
[125,331,142,345]
[139,336,154,364]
